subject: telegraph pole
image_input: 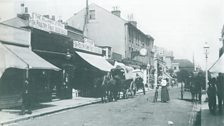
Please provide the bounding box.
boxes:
[83,0,89,38]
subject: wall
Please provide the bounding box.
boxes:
[126,23,153,65]
[86,4,126,58]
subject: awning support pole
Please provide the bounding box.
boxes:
[25,65,29,80]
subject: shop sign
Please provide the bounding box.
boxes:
[0,23,31,46]
[29,13,67,35]
[73,41,102,54]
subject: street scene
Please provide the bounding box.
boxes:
[6,88,197,126]
[0,0,224,126]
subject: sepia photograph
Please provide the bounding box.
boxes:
[0,0,224,126]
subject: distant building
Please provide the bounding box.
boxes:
[173,59,194,73]
[153,46,174,72]
[67,3,154,68]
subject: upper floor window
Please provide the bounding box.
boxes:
[89,10,95,20]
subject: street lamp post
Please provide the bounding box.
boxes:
[154,55,158,89]
[204,42,209,91]
[147,63,150,89]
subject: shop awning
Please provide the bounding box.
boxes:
[0,43,27,77]
[5,44,60,70]
[0,43,60,77]
[209,54,224,73]
[76,51,113,72]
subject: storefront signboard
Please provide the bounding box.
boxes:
[0,23,31,46]
[73,41,102,54]
[29,13,67,35]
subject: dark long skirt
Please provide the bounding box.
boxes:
[161,86,170,102]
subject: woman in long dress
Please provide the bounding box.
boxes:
[161,78,170,102]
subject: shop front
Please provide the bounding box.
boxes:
[30,28,74,100]
[3,13,76,100]
[71,41,113,97]
[0,23,60,109]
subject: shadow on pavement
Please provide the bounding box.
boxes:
[194,111,201,126]
[2,103,56,115]
[178,98,193,102]
[201,107,224,126]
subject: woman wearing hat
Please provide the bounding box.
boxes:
[161,78,170,102]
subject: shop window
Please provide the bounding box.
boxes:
[89,10,95,20]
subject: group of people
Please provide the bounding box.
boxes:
[207,73,224,115]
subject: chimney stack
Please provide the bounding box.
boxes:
[111,6,121,17]
[17,3,30,20]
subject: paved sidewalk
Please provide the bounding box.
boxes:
[0,87,184,126]
[201,94,224,126]
[0,89,149,126]
[0,97,101,125]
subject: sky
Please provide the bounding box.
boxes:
[0,0,224,70]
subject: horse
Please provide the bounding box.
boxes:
[100,72,120,102]
[190,76,202,102]
[100,74,110,103]
[190,81,197,102]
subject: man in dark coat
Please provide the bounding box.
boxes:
[20,79,32,115]
[207,78,217,114]
[196,73,204,103]
[135,74,145,95]
[216,73,224,113]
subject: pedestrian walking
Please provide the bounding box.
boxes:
[130,78,137,96]
[216,73,224,114]
[207,78,217,114]
[20,79,32,115]
[135,74,145,95]
[180,81,184,100]
[161,78,170,102]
